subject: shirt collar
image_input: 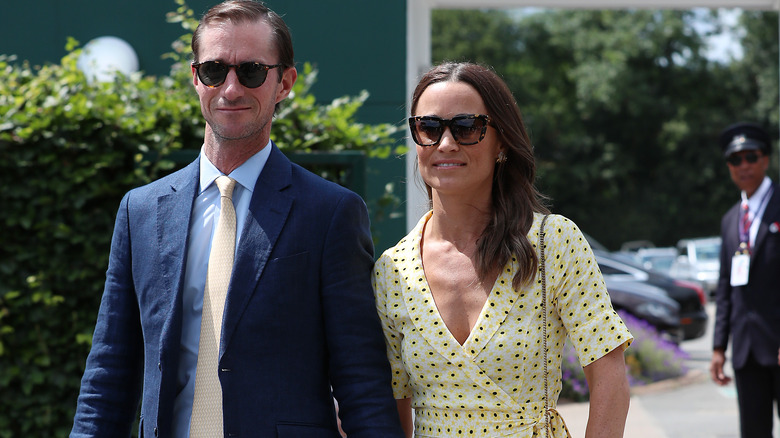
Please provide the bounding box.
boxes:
[198,140,273,193]
[742,176,773,208]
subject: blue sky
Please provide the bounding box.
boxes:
[696,8,744,62]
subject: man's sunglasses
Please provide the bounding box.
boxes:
[726,151,761,166]
[408,114,492,146]
[192,61,282,89]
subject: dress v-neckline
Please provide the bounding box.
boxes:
[408,212,521,355]
[421,264,505,348]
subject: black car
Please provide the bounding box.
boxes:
[602,275,682,341]
[595,250,708,341]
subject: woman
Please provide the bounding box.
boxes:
[373,62,633,438]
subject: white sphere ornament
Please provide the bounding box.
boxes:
[77,36,139,83]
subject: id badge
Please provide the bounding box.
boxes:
[730,253,750,287]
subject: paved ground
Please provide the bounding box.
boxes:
[557,302,769,438]
[559,371,742,438]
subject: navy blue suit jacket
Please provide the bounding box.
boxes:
[713,181,780,369]
[71,144,403,437]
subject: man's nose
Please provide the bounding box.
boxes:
[222,69,245,97]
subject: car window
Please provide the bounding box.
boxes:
[596,255,650,281]
[643,255,674,272]
[694,243,720,261]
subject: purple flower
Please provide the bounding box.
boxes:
[560,310,689,399]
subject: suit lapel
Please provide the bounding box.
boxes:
[221,144,293,355]
[752,183,780,260]
[723,202,741,256]
[156,159,200,365]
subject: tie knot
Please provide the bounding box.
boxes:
[215,175,237,200]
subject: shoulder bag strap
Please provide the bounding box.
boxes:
[539,214,551,438]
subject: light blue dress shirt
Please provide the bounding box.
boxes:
[172,143,271,436]
[741,176,773,248]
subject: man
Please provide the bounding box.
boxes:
[710,121,780,437]
[70,1,403,437]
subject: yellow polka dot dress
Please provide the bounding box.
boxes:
[373,212,633,437]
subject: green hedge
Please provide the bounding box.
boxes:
[0,7,401,432]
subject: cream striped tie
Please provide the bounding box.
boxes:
[190,175,237,437]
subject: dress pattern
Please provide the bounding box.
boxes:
[373,212,633,437]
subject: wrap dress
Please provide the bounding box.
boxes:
[373,212,633,437]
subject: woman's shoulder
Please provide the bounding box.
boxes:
[378,234,416,262]
[534,211,574,226]
[534,212,584,234]
[533,212,595,253]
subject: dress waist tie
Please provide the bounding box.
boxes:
[413,404,571,438]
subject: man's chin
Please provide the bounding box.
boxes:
[212,127,263,142]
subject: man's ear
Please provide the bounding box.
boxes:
[276,67,297,103]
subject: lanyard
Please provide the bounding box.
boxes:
[738,186,773,252]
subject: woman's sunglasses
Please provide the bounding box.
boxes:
[192,61,282,89]
[408,114,492,146]
[726,151,761,166]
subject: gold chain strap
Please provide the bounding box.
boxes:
[539,214,551,438]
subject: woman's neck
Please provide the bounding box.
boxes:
[427,194,492,250]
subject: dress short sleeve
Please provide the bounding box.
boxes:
[542,214,632,366]
[373,251,413,399]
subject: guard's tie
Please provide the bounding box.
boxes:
[739,200,751,251]
[190,175,237,437]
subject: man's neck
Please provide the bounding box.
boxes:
[744,176,770,200]
[204,131,269,175]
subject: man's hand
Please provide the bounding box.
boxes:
[710,349,732,386]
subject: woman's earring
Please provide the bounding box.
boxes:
[496,151,508,163]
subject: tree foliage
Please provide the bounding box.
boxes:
[432,8,779,249]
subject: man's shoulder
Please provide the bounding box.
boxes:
[131,160,198,195]
[770,180,780,202]
[263,145,355,198]
[116,161,198,212]
[722,199,741,218]
[287,161,357,199]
